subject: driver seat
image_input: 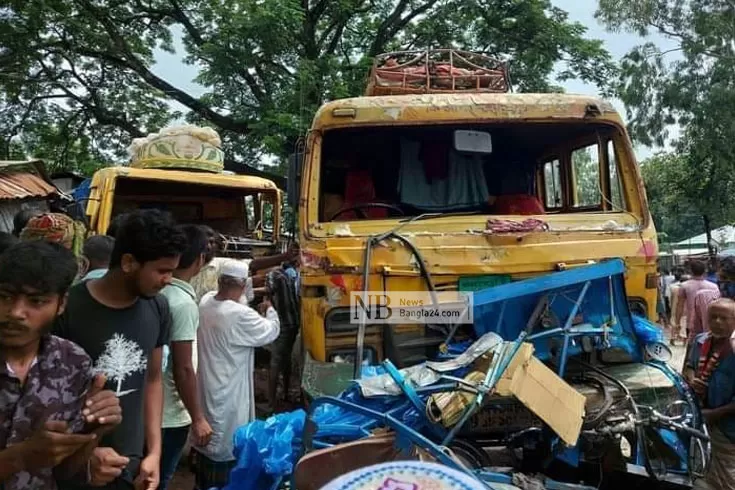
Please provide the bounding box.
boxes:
[336,169,388,220]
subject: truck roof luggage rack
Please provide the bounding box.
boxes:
[366,49,510,96]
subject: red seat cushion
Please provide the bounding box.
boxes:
[493,194,545,215]
[338,170,388,220]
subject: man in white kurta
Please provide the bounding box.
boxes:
[192,261,280,490]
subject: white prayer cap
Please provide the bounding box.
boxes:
[220,260,249,280]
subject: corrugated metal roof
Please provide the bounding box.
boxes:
[0,172,56,200]
[0,160,58,200]
[0,160,44,167]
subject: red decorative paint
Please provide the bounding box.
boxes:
[330,275,347,293]
[637,240,656,262]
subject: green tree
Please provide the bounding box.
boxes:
[639,153,695,243]
[638,150,734,244]
[596,0,735,149]
[596,0,735,243]
[1,0,616,173]
[571,144,601,207]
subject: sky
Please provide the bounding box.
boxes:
[151,1,678,161]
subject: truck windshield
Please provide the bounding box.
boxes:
[111,177,279,242]
[318,122,630,222]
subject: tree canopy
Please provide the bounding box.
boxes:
[596,0,735,239]
[596,0,735,149]
[640,145,735,243]
[640,153,699,243]
[1,0,615,175]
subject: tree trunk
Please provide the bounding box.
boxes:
[116,377,122,395]
[703,214,713,253]
[703,214,717,274]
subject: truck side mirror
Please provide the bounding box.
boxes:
[287,152,303,211]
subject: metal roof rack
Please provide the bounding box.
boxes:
[366,49,510,96]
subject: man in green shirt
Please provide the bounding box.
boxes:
[159,225,211,490]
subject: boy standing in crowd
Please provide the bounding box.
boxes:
[159,225,211,490]
[0,241,122,489]
[81,235,115,282]
[190,226,221,303]
[662,269,675,316]
[265,265,300,413]
[55,210,186,490]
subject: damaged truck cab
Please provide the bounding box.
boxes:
[86,166,282,258]
[291,50,658,373]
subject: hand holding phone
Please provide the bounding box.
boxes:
[82,375,122,434]
[19,421,96,469]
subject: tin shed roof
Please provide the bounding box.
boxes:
[0,160,58,200]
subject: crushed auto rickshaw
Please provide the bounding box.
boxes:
[224,260,708,490]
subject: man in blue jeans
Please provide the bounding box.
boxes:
[159,225,211,489]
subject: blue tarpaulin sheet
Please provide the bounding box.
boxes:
[223,364,427,490]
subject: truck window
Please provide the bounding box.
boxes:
[607,140,625,210]
[317,123,632,221]
[244,195,256,230]
[262,199,275,233]
[571,144,601,208]
[542,159,562,210]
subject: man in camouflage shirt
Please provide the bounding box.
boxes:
[0,241,122,489]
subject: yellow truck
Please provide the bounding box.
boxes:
[85,166,282,258]
[289,49,658,396]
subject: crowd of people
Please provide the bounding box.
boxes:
[4,203,735,490]
[658,260,724,346]
[657,258,735,489]
[0,208,300,490]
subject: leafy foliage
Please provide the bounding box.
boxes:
[596,0,735,148]
[0,0,616,174]
[596,0,735,239]
[640,153,694,243]
[571,144,602,208]
[639,150,735,243]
